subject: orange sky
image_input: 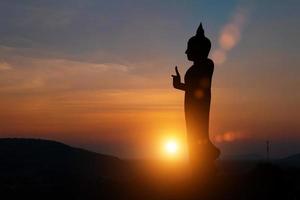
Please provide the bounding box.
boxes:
[0,0,299,158]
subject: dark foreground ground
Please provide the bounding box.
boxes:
[0,138,299,200]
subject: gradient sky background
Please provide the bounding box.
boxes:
[0,0,299,159]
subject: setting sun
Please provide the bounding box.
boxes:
[158,130,187,160]
[165,140,179,155]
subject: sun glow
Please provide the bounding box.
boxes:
[164,140,179,155]
[156,129,187,160]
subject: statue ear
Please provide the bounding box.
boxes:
[196,23,205,37]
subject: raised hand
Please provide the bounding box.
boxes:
[171,66,182,89]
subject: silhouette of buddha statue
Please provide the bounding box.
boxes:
[172,23,220,173]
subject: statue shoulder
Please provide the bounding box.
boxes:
[206,58,214,67]
[206,58,214,74]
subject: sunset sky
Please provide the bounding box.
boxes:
[0,0,299,159]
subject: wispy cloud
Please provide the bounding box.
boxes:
[0,61,12,71]
[0,55,153,94]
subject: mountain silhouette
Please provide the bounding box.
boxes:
[277,153,300,168]
[221,153,264,161]
[0,138,131,200]
[1,138,300,200]
[0,138,123,178]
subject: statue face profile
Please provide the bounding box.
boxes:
[185,23,211,62]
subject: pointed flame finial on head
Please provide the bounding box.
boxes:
[196,22,205,37]
[187,22,211,59]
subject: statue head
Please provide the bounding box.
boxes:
[185,23,211,62]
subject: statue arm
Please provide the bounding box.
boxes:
[172,66,186,91]
[173,82,186,91]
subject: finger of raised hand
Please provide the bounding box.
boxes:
[175,66,180,76]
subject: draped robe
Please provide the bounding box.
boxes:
[184,58,220,166]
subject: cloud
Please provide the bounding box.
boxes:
[212,7,248,64]
[0,62,12,70]
[0,54,157,94]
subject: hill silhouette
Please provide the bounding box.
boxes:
[0,138,122,179]
[277,153,300,168]
[0,138,131,199]
[0,138,299,200]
